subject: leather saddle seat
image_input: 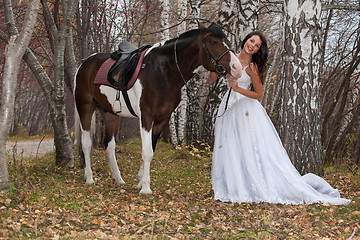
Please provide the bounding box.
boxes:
[108,42,151,90]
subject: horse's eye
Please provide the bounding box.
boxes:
[210,40,218,45]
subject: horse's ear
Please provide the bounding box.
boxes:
[209,22,217,28]
[198,22,206,29]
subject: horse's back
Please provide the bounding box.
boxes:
[76,53,110,87]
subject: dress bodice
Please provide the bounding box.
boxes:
[236,66,252,90]
[218,66,252,114]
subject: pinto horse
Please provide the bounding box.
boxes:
[74,23,242,194]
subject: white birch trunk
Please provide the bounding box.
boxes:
[159,0,179,147]
[203,0,259,145]
[236,0,259,47]
[279,0,323,174]
[169,0,188,147]
[185,0,201,143]
[0,0,40,190]
[176,1,188,147]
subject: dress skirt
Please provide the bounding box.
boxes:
[212,95,350,205]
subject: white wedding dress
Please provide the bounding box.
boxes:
[211,66,351,205]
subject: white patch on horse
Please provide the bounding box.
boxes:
[73,66,81,93]
[99,81,142,118]
[223,41,231,50]
[81,127,94,185]
[106,136,125,185]
[151,41,167,49]
[193,66,203,74]
[229,51,242,78]
[137,125,154,195]
[88,52,99,58]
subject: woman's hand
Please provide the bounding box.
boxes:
[229,62,263,100]
[229,78,239,91]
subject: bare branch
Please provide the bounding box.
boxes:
[322,4,360,11]
[260,1,360,11]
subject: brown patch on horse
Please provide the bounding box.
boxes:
[75,53,110,130]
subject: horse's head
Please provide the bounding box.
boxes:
[199,23,242,79]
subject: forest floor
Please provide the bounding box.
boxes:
[0,138,359,239]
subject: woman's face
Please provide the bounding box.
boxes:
[243,35,262,55]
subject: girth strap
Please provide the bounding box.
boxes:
[122,90,137,117]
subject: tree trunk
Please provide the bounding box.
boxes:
[40,0,78,167]
[168,0,188,147]
[323,40,360,161]
[186,0,202,144]
[160,0,181,147]
[0,0,40,190]
[278,0,323,175]
[235,0,259,49]
[202,0,259,146]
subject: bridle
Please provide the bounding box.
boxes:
[174,32,232,86]
[201,32,230,77]
[173,32,235,118]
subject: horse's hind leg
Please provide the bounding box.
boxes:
[81,125,94,184]
[103,112,125,185]
[76,102,96,185]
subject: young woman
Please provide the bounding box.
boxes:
[210,32,350,205]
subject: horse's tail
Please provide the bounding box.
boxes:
[73,63,83,167]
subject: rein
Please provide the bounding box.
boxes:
[174,38,187,85]
[173,32,233,118]
[174,33,229,87]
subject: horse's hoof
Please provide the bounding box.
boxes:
[86,179,95,185]
[139,188,153,195]
[66,161,74,168]
[114,179,125,185]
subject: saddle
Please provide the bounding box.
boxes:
[108,42,151,90]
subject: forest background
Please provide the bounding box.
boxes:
[0,0,359,190]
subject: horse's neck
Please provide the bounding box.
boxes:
[173,37,202,80]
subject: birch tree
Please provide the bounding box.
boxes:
[202,0,259,145]
[169,0,187,147]
[39,0,78,167]
[0,0,79,167]
[278,0,323,174]
[185,0,201,144]
[0,0,40,190]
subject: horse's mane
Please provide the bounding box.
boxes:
[208,23,227,40]
[163,23,227,46]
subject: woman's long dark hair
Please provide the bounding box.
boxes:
[241,32,268,84]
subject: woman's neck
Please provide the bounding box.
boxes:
[238,50,252,67]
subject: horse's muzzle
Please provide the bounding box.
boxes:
[229,52,242,79]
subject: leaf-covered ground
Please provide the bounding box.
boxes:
[1,138,359,239]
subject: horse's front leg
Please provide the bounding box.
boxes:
[137,127,153,195]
